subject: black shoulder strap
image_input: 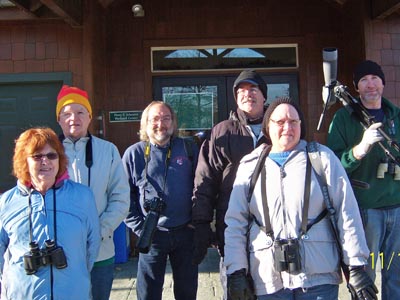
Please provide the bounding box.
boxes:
[307,141,351,284]
[247,144,272,203]
[248,143,326,237]
[59,133,93,186]
[183,138,194,162]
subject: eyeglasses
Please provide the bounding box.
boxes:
[30,152,59,161]
[237,87,260,96]
[270,119,301,128]
[148,115,172,124]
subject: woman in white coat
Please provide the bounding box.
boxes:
[224,97,377,300]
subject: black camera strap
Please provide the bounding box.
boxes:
[85,133,93,187]
[59,133,93,187]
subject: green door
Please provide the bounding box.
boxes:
[0,72,71,193]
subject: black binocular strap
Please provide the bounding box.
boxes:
[306,141,352,288]
[259,155,312,237]
[260,165,272,236]
[27,189,59,244]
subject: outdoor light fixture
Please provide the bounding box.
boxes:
[132,4,144,17]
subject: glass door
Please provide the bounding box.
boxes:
[153,73,298,142]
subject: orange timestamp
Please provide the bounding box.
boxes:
[369,252,400,270]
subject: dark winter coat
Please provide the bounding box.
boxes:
[192,108,269,253]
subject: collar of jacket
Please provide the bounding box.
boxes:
[230,108,266,125]
[17,171,68,196]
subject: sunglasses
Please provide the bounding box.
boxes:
[30,152,59,161]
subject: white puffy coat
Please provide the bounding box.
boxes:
[224,140,370,295]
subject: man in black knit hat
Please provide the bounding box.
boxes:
[191,69,270,299]
[328,60,400,300]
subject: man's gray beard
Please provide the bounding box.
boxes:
[154,128,174,144]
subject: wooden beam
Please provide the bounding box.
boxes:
[8,0,63,20]
[323,0,348,7]
[0,6,38,20]
[371,0,400,19]
[8,0,36,16]
[97,0,115,9]
[39,0,82,26]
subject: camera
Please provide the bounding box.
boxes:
[273,238,301,273]
[136,197,166,253]
[23,240,67,275]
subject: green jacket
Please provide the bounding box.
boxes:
[327,97,400,209]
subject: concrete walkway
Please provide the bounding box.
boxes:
[110,248,381,300]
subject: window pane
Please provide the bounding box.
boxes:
[152,45,297,72]
[267,83,290,104]
[162,85,218,131]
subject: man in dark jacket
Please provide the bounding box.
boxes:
[191,69,270,299]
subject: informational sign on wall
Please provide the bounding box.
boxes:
[109,111,142,122]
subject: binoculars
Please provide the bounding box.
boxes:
[273,238,301,274]
[23,240,67,275]
[376,158,400,180]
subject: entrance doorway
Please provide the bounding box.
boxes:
[153,73,298,140]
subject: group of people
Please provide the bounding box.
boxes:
[0,85,131,300]
[0,60,398,300]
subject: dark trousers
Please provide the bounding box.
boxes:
[91,263,115,300]
[136,226,198,300]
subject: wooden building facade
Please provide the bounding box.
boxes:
[1,0,400,192]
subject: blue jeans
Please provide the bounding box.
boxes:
[360,207,400,300]
[90,263,115,300]
[257,284,338,300]
[136,226,198,300]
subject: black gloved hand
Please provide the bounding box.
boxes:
[227,269,255,300]
[348,266,378,300]
[192,223,213,265]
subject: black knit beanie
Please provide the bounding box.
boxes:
[353,60,385,88]
[262,97,306,139]
[233,69,268,101]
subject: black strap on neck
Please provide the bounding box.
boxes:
[248,143,326,238]
[28,188,59,244]
[307,141,340,236]
[260,164,272,236]
[85,133,93,187]
[59,133,93,186]
[247,145,271,203]
[259,152,312,237]
[300,155,312,236]
[28,190,34,243]
[307,141,352,285]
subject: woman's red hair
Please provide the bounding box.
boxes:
[13,127,68,186]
